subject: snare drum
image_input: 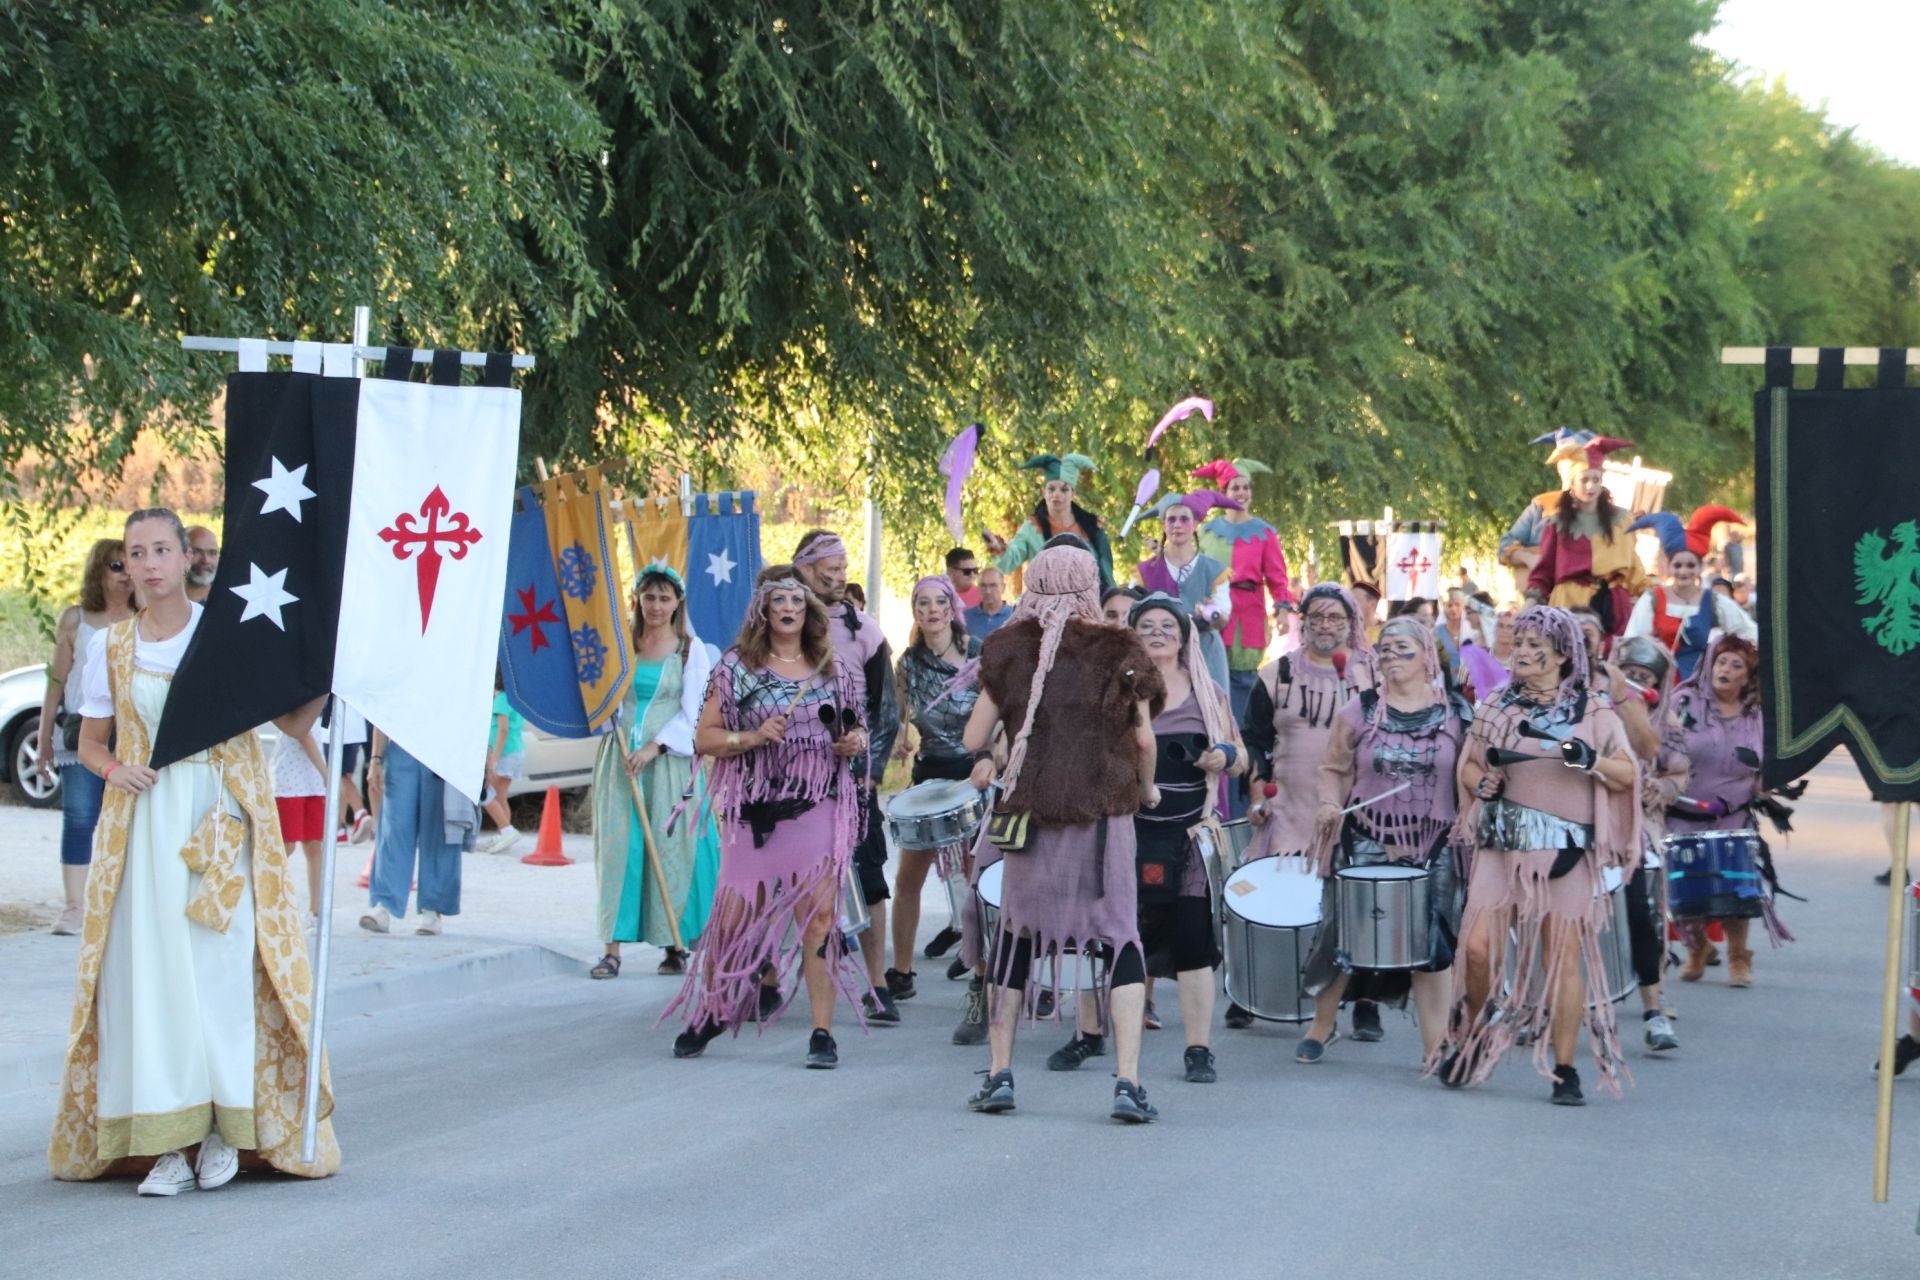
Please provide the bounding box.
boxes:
[1664,829,1766,920]
[886,779,988,850]
[1588,865,1634,1007]
[838,857,871,941]
[1220,857,1321,1022]
[1907,883,1920,1003]
[1336,864,1431,970]
[1190,818,1254,917]
[977,859,1005,944]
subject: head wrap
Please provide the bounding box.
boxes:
[633,562,686,596]
[1681,633,1760,713]
[910,574,965,634]
[792,533,848,569]
[1547,435,1635,473]
[1510,605,1589,702]
[1128,593,1235,754]
[1297,582,1379,688]
[1021,453,1097,489]
[1373,614,1445,706]
[1190,458,1272,487]
[1145,490,1244,523]
[745,575,812,629]
[995,544,1106,795]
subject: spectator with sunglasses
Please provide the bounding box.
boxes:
[946,546,982,609]
[34,538,136,935]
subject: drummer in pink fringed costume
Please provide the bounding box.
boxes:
[1432,606,1639,1106]
[667,575,870,1070]
[1192,458,1295,722]
[1667,635,1789,987]
[1295,616,1470,1067]
[1235,583,1378,1033]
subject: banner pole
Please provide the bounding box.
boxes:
[301,709,348,1163]
[1875,800,1911,1202]
[612,706,685,952]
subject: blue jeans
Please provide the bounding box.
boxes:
[370,740,462,918]
[59,764,105,866]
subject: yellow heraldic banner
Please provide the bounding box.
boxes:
[621,489,690,585]
[538,467,632,736]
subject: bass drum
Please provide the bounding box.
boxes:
[1220,856,1321,1023]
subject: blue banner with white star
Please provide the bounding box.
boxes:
[498,485,593,738]
[686,490,762,649]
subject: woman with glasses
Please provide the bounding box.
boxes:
[34,539,136,935]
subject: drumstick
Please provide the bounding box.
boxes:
[1338,780,1412,816]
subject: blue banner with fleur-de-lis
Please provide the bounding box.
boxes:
[498,486,592,738]
[532,466,631,737]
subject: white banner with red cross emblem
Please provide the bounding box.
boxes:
[1384,525,1443,602]
[332,377,520,801]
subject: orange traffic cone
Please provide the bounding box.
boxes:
[520,785,574,866]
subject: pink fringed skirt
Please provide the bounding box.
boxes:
[1424,846,1626,1095]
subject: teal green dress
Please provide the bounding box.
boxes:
[590,656,720,947]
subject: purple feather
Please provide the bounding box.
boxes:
[1117,468,1163,539]
[939,422,983,544]
[1144,396,1214,451]
[1459,640,1508,698]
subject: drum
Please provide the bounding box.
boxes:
[977,859,1005,945]
[838,857,871,942]
[1907,884,1920,1004]
[1220,857,1321,1022]
[885,779,988,850]
[1664,829,1766,920]
[1336,864,1431,970]
[1588,865,1635,1007]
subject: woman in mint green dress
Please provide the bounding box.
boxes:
[589,567,720,977]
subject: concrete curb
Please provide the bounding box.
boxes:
[0,940,587,1097]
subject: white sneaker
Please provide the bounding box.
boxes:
[480,826,521,855]
[195,1130,239,1190]
[51,903,84,936]
[137,1151,197,1197]
[415,910,443,936]
[359,904,392,934]
[349,810,375,844]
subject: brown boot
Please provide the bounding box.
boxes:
[1681,941,1709,982]
[1728,947,1754,988]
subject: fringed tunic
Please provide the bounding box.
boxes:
[1428,686,1639,1093]
[1304,692,1468,1003]
[1667,687,1791,944]
[664,652,866,1032]
[1242,653,1368,862]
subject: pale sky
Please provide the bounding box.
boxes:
[1705,0,1919,166]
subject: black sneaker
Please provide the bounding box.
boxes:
[1875,868,1892,886]
[1046,1033,1106,1072]
[946,956,969,981]
[1183,1045,1218,1083]
[968,1069,1016,1113]
[806,1029,839,1069]
[925,926,963,958]
[952,977,988,1046]
[1224,1002,1254,1029]
[1874,1033,1920,1077]
[1110,1078,1159,1123]
[1350,1000,1384,1042]
[1551,1064,1585,1106]
[756,982,782,1022]
[885,968,917,1001]
[672,1019,724,1059]
[863,987,901,1025]
[1035,989,1056,1020]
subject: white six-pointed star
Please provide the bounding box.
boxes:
[705,548,737,586]
[231,563,300,630]
[253,456,316,522]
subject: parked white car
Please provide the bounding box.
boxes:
[0,662,596,807]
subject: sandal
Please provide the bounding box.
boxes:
[657,948,687,976]
[590,953,622,980]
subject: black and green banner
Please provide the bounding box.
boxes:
[1756,347,1920,799]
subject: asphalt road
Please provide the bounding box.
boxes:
[2,755,1917,1279]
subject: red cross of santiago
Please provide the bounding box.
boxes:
[1396,550,1431,578]
[379,486,482,632]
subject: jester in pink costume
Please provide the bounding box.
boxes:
[1192,458,1294,722]
[666,576,871,1069]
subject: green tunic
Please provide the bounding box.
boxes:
[590,656,720,946]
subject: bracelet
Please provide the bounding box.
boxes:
[726,731,742,752]
[102,761,119,783]
[1214,742,1239,769]
[971,749,994,765]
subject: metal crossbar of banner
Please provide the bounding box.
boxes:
[181,306,532,1165]
[1722,344,1912,1218]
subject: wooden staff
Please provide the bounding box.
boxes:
[615,705,685,954]
[1874,800,1911,1203]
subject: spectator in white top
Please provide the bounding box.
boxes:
[271,716,330,923]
